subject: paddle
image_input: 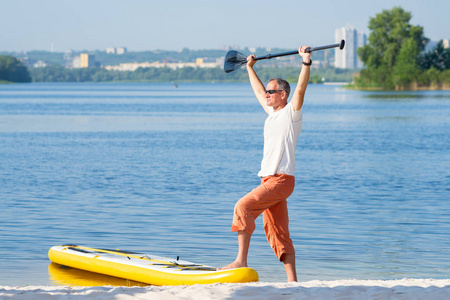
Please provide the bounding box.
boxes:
[224,40,345,73]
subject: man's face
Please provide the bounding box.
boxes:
[265,81,286,111]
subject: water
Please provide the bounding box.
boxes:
[0,82,449,286]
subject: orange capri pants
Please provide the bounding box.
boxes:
[231,174,295,260]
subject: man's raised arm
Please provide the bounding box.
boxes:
[291,46,312,112]
[246,55,270,114]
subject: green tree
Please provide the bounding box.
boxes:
[392,38,420,89]
[441,70,450,87]
[418,67,441,88]
[356,7,428,89]
[419,40,450,71]
[0,55,31,83]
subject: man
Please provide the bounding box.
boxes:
[218,46,312,282]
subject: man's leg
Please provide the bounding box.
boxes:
[281,253,297,282]
[264,203,297,282]
[218,230,251,270]
[262,175,297,281]
[219,180,276,270]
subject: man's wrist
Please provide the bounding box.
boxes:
[302,59,312,66]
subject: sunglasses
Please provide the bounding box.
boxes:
[265,90,283,94]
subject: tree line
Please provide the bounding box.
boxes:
[28,65,354,84]
[0,55,31,83]
[355,7,450,90]
[4,57,345,84]
[3,47,332,69]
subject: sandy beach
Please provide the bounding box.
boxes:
[2,279,450,300]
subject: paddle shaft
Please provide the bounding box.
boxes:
[254,40,344,61]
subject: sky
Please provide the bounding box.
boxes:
[1,0,449,53]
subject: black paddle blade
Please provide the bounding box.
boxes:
[224,50,248,73]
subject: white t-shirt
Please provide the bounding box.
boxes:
[258,102,303,177]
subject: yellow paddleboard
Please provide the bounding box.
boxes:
[48,245,258,286]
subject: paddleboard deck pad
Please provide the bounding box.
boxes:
[48,245,258,286]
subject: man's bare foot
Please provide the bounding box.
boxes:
[217,261,247,271]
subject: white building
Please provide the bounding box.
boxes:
[335,26,367,69]
[116,47,127,55]
[106,47,128,55]
[104,59,221,72]
[72,54,96,68]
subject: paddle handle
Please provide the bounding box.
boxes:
[254,40,345,61]
[254,50,299,61]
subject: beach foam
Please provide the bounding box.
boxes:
[1,279,450,300]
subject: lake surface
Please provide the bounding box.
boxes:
[0,82,449,286]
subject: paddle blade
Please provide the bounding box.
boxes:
[224,50,248,73]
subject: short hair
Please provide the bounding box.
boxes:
[268,78,291,99]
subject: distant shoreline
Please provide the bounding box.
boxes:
[323,82,350,86]
[345,83,450,91]
[2,81,450,91]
